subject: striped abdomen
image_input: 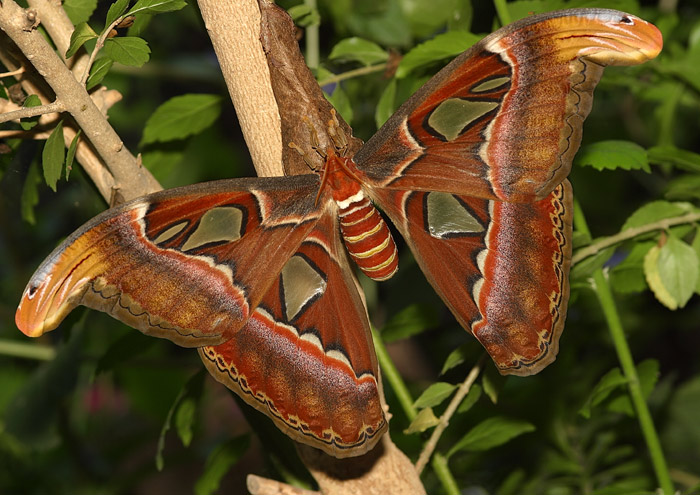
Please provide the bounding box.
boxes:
[337,190,398,281]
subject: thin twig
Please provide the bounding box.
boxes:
[317,63,387,87]
[0,66,24,77]
[571,211,700,266]
[415,355,485,475]
[79,16,124,85]
[0,99,64,123]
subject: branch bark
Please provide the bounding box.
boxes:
[0,0,160,202]
[196,0,425,493]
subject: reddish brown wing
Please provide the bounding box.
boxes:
[374,180,573,375]
[199,208,386,457]
[15,176,324,347]
[355,9,662,202]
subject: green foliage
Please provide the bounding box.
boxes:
[2,0,700,494]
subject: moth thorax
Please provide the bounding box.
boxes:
[337,190,398,282]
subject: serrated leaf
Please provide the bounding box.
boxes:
[644,245,678,309]
[126,0,188,17]
[42,120,65,192]
[105,0,130,27]
[86,56,114,90]
[20,94,41,131]
[607,359,660,416]
[21,161,41,225]
[457,383,481,414]
[447,416,535,457]
[194,436,250,495]
[649,145,700,173]
[575,140,650,172]
[657,235,698,308]
[375,79,397,128]
[65,130,81,180]
[104,36,151,67]
[579,367,628,418]
[63,0,98,25]
[404,407,440,434]
[141,94,222,144]
[414,382,456,408]
[396,31,481,78]
[381,303,438,342]
[622,201,696,231]
[329,38,389,66]
[66,22,97,58]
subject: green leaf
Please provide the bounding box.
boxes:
[644,244,678,310]
[656,235,699,308]
[141,94,222,144]
[126,0,188,17]
[381,303,438,342]
[447,416,535,457]
[396,31,481,78]
[329,38,389,66]
[156,371,205,470]
[482,366,505,404]
[457,383,481,414]
[607,359,660,416]
[287,4,320,27]
[440,343,471,375]
[86,56,114,90]
[42,120,65,192]
[375,78,397,128]
[665,174,700,201]
[649,145,700,173]
[66,22,97,58]
[105,0,130,27]
[194,436,250,495]
[571,246,615,282]
[622,201,696,231]
[63,0,98,25]
[414,382,456,408]
[610,242,655,294]
[104,36,151,67]
[65,130,81,180]
[20,94,41,131]
[21,161,41,225]
[575,140,650,172]
[325,84,353,125]
[693,230,700,294]
[404,407,440,434]
[579,367,628,418]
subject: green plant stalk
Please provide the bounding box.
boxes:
[372,329,417,421]
[304,0,319,69]
[432,453,460,495]
[0,339,56,360]
[493,0,511,26]
[574,202,674,495]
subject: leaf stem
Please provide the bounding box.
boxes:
[316,63,387,88]
[304,0,319,69]
[372,329,417,421]
[572,211,700,266]
[575,202,674,495]
[493,0,511,26]
[415,355,484,475]
[0,339,56,360]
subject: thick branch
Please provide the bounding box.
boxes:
[0,0,160,201]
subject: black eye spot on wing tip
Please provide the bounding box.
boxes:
[619,15,634,25]
[28,284,39,297]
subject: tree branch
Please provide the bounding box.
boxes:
[0,0,160,202]
[0,99,64,123]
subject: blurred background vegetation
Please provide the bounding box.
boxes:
[1,0,700,494]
